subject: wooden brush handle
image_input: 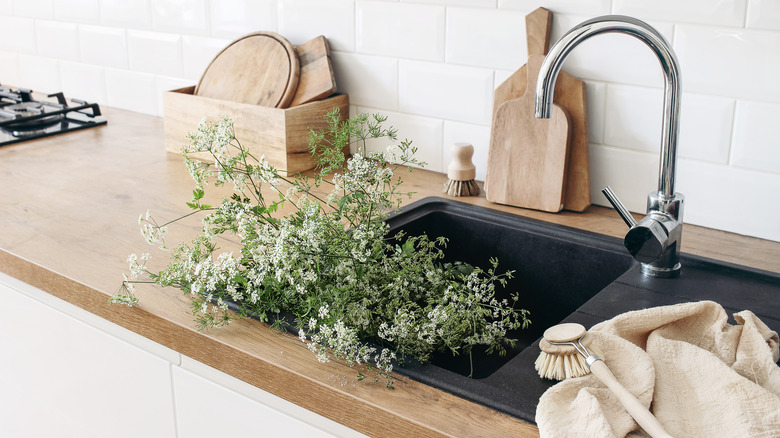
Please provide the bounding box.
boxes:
[448,142,476,181]
[590,360,674,438]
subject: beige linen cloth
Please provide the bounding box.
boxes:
[536,301,780,437]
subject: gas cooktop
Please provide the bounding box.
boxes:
[0,85,107,146]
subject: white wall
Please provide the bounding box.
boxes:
[1,0,779,243]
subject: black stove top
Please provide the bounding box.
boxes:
[0,85,107,146]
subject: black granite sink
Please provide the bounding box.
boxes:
[386,197,780,423]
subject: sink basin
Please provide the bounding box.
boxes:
[385,197,780,423]
[385,198,635,413]
[385,197,635,379]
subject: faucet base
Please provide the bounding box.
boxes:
[641,262,681,278]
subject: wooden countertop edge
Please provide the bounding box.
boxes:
[0,247,539,437]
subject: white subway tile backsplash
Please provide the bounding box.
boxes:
[0,50,21,85]
[604,85,735,164]
[747,0,780,31]
[357,107,444,172]
[0,1,778,241]
[584,81,605,144]
[105,68,158,115]
[331,52,398,110]
[279,0,355,50]
[678,160,780,242]
[211,0,277,38]
[411,0,496,5]
[588,144,659,214]
[357,2,445,61]
[400,60,493,125]
[731,100,780,173]
[446,7,525,70]
[387,112,444,173]
[127,30,183,77]
[53,0,100,23]
[151,0,208,35]
[18,54,61,92]
[11,0,53,18]
[60,60,106,104]
[498,0,611,16]
[101,0,151,30]
[0,16,36,53]
[679,93,734,164]
[182,35,231,82]
[35,20,79,61]
[613,0,747,27]
[604,84,663,153]
[443,120,491,181]
[675,25,780,102]
[79,25,127,69]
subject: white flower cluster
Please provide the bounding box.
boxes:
[139,210,167,249]
[307,307,396,374]
[184,115,234,155]
[126,252,150,279]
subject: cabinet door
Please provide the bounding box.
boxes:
[0,277,177,438]
[173,366,343,437]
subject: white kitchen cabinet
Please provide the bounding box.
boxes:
[0,273,364,438]
[173,366,338,437]
[0,275,177,438]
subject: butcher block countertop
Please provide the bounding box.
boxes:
[1,107,778,437]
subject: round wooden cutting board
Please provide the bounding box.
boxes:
[195,32,300,108]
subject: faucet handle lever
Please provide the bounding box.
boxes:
[602,186,638,228]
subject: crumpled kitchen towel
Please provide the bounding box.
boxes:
[536,300,780,437]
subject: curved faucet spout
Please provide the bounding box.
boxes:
[534,15,681,198]
[535,15,685,278]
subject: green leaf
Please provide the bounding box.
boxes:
[401,239,414,256]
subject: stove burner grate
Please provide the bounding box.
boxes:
[0,85,106,146]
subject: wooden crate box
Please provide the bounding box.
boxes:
[163,86,349,173]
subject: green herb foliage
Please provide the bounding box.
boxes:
[112,110,530,385]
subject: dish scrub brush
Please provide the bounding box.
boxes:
[444,142,480,197]
[536,323,674,438]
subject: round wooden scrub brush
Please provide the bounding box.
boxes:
[537,323,673,438]
[444,142,480,197]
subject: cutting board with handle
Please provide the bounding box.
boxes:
[195,31,300,108]
[289,35,337,107]
[489,7,590,212]
[486,54,572,212]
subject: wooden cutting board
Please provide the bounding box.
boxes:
[289,36,337,107]
[486,54,572,212]
[195,31,300,108]
[490,7,590,212]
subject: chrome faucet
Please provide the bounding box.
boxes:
[534,15,684,278]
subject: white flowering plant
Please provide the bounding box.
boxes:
[112,109,530,386]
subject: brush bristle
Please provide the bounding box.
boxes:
[535,350,591,380]
[443,179,480,197]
